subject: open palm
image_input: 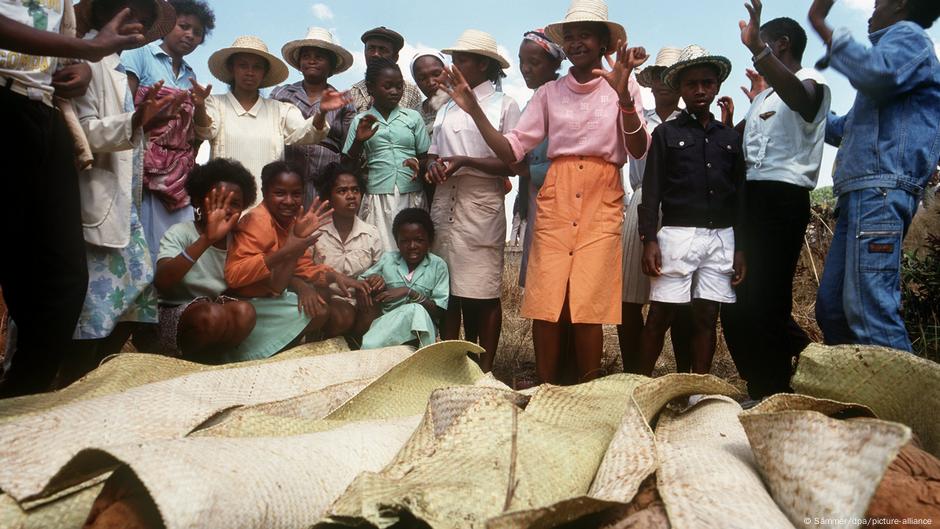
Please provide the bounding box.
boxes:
[293,197,333,239]
[320,89,350,112]
[592,42,649,101]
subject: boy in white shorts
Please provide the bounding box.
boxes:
[634,45,747,376]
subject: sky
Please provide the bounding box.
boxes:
[184,0,940,220]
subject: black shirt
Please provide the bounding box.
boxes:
[638,111,746,246]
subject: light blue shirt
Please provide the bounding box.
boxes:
[359,251,449,312]
[343,106,431,195]
[121,42,197,90]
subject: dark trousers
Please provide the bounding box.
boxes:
[722,181,811,399]
[0,89,88,397]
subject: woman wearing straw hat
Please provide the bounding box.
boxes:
[272,27,356,208]
[193,35,341,207]
[441,0,650,384]
[426,29,522,374]
[619,46,694,374]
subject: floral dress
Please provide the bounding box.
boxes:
[73,93,158,339]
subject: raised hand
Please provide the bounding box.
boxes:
[87,8,146,61]
[203,187,239,243]
[808,0,836,44]
[293,196,333,239]
[189,80,212,107]
[133,81,186,132]
[319,89,351,112]
[739,0,766,55]
[717,96,735,127]
[740,68,767,102]
[592,41,649,102]
[355,114,379,142]
[439,65,480,114]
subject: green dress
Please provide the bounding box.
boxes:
[359,251,449,349]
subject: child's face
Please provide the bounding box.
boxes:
[677,65,720,116]
[369,68,403,110]
[263,171,304,226]
[161,14,204,58]
[329,173,361,219]
[396,223,430,268]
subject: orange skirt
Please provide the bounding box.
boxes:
[521,156,624,324]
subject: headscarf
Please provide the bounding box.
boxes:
[410,48,447,78]
[522,29,566,62]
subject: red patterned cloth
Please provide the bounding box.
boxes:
[134,85,196,211]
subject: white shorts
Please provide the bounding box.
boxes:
[649,226,736,304]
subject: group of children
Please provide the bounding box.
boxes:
[2,0,939,399]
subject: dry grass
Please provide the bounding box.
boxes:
[493,250,746,392]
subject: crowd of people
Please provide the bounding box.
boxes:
[1,0,938,400]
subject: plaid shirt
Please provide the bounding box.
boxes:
[348,78,424,114]
[270,81,356,189]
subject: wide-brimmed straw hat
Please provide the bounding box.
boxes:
[75,0,176,44]
[662,44,732,90]
[208,35,290,88]
[544,0,627,49]
[636,47,682,88]
[442,29,510,69]
[281,27,354,74]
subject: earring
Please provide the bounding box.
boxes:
[193,207,203,221]
[600,47,607,55]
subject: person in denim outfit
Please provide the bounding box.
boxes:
[808,0,940,351]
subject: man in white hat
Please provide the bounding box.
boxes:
[272,27,356,207]
[348,27,422,113]
[722,2,831,401]
[637,45,746,377]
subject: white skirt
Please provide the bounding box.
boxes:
[359,187,428,251]
[622,188,650,304]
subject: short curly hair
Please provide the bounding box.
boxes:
[260,160,303,195]
[185,158,257,209]
[392,207,435,243]
[316,162,366,202]
[168,0,215,35]
[907,0,940,28]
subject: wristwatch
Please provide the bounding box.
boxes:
[752,44,773,64]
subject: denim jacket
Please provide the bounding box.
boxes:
[825,21,940,197]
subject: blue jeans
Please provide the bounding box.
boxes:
[816,188,918,351]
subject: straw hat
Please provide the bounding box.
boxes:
[636,47,682,88]
[544,0,627,49]
[662,44,732,90]
[442,29,510,69]
[75,0,176,44]
[281,27,354,75]
[208,35,290,88]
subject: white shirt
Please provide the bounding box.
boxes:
[196,92,330,206]
[0,0,67,103]
[428,81,521,174]
[628,107,681,191]
[743,68,831,189]
[313,216,383,278]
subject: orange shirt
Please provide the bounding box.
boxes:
[225,204,331,297]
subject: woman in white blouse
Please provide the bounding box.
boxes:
[193,36,347,207]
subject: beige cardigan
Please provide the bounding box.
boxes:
[73,52,143,248]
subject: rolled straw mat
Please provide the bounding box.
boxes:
[654,395,795,529]
[0,343,414,504]
[317,373,743,529]
[0,338,349,423]
[2,340,485,529]
[792,343,940,457]
[740,393,912,529]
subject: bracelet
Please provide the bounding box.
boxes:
[618,102,637,115]
[752,44,773,64]
[181,250,196,263]
[623,120,645,136]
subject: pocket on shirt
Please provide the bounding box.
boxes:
[665,136,698,175]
